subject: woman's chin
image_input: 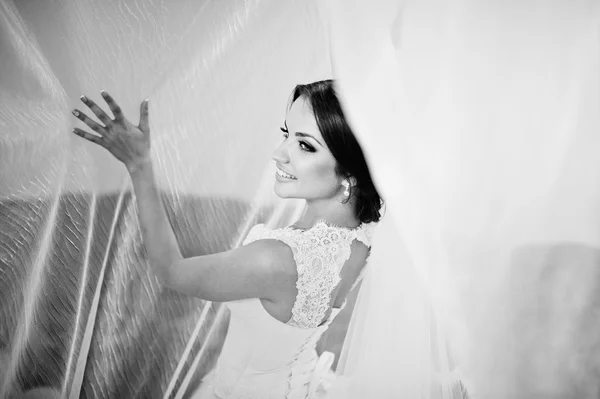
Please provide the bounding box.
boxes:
[273,183,298,199]
[273,184,289,198]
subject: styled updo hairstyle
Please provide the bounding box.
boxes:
[290,79,383,223]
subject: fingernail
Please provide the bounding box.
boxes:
[80,95,87,102]
[72,110,80,117]
[101,90,107,97]
[72,128,79,134]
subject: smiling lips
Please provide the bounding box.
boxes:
[276,167,297,180]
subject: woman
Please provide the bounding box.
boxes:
[71,79,382,398]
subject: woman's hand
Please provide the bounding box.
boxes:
[72,92,183,285]
[72,91,151,173]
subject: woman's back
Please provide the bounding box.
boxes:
[192,221,374,399]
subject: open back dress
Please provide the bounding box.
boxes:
[191,220,374,399]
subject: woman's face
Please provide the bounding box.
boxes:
[272,97,342,201]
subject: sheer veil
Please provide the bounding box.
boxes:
[330,211,463,398]
[322,0,600,398]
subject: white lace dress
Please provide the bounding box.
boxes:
[190,220,374,399]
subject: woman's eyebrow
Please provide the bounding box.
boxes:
[284,121,323,147]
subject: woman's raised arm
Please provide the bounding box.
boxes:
[71,92,296,303]
[72,92,184,284]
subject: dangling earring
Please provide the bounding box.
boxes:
[342,180,350,197]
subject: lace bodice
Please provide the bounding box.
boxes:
[243,220,375,329]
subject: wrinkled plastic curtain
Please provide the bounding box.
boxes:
[326,1,600,398]
[0,1,331,398]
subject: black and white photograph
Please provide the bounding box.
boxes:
[0,1,599,398]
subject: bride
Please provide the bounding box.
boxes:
[71,79,383,398]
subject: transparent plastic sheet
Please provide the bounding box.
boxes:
[325,0,600,398]
[0,1,331,397]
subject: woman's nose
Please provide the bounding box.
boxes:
[271,142,289,164]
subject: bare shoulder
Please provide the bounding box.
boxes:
[241,238,299,278]
[224,237,301,300]
[163,236,298,302]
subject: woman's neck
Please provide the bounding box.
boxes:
[294,198,360,229]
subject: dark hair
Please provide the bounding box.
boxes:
[290,79,383,223]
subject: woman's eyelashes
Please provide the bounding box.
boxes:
[298,141,315,152]
[279,127,315,152]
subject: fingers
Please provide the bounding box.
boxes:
[72,109,106,134]
[138,99,149,133]
[100,90,124,121]
[80,95,112,126]
[72,128,104,145]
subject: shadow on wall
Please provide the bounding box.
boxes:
[0,191,356,398]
